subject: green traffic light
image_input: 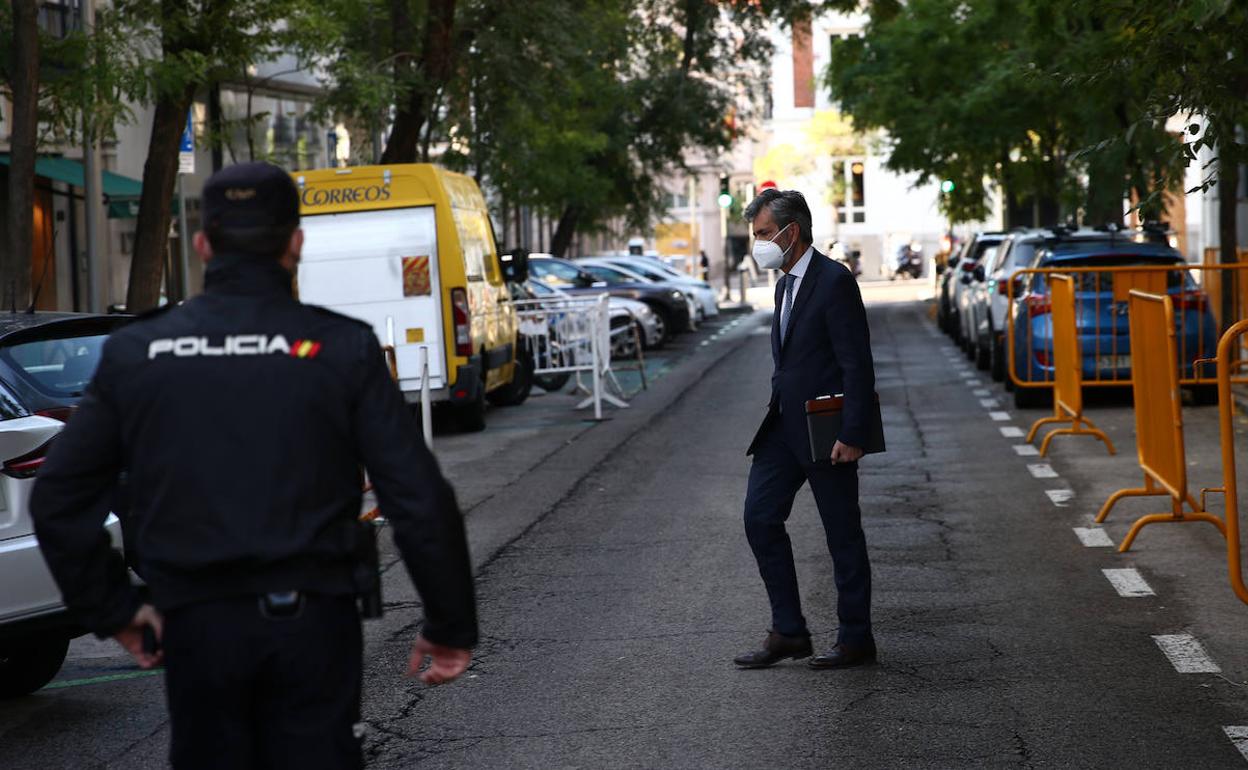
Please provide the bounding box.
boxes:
[940,179,955,194]
[717,193,734,209]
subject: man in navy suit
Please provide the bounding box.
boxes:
[733,189,878,670]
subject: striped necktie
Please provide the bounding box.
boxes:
[780,273,796,344]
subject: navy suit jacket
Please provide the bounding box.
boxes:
[747,250,876,458]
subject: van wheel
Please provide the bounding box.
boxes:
[535,372,571,392]
[487,354,533,407]
[0,636,69,698]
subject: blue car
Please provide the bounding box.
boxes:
[1010,237,1218,408]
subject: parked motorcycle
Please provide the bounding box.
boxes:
[891,242,923,280]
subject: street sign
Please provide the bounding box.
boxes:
[178,111,194,174]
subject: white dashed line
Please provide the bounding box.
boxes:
[1224,727,1248,761]
[1000,426,1025,438]
[1027,463,1058,478]
[1102,568,1155,597]
[989,411,1011,421]
[1073,527,1114,547]
[973,388,991,396]
[1045,489,1074,506]
[1013,444,1040,456]
[699,341,711,347]
[966,379,983,386]
[1152,634,1221,674]
[979,398,1000,408]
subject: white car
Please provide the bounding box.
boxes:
[527,279,665,349]
[583,256,720,320]
[0,313,131,698]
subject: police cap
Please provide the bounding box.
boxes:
[202,162,300,233]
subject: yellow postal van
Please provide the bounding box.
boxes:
[293,164,529,430]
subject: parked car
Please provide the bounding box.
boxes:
[1009,231,1216,408]
[0,312,133,698]
[575,260,700,331]
[936,240,970,333]
[954,234,1006,349]
[966,229,1052,378]
[580,256,719,320]
[528,256,694,334]
[941,232,1005,341]
[524,279,664,350]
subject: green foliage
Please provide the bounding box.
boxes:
[826,0,1191,225]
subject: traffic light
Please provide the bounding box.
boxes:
[717,175,733,209]
[940,179,956,194]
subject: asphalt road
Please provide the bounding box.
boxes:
[4,281,1247,768]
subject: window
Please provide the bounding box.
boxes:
[663,191,690,210]
[219,88,326,171]
[530,259,585,286]
[38,0,77,39]
[833,158,867,224]
[583,265,630,285]
[2,333,110,398]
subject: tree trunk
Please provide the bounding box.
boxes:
[126,87,196,312]
[4,0,39,312]
[550,205,579,259]
[1218,144,1240,333]
[380,0,456,164]
[1085,152,1125,227]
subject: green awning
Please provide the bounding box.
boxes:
[0,154,161,219]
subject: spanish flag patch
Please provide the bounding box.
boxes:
[289,340,322,359]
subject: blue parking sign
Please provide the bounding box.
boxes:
[180,111,194,153]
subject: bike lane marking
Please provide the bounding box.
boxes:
[1102,568,1156,597]
[1152,634,1221,674]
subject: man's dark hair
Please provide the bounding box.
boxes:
[744,189,813,244]
[206,224,296,260]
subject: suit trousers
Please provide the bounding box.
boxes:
[743,423,873,644]
[162,593,363,770]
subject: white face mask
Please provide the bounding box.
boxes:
[751,222,795,270]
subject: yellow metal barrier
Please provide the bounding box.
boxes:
[1024,275,1115,455]
[1195,320,1248,605]
[1006,264,1248,390]
[1094,291,1227,550]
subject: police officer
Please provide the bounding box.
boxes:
[31,162,477,769]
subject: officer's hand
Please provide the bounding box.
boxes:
[408,633,471,685]
[114,604,164,669]
[830,440,864,464]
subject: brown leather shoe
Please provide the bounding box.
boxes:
[733,631,813,669]
[808,641,877,670]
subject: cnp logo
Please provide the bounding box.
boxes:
[148,334,322,360]
[300,184,392,207]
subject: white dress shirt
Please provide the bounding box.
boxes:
[781,245,814,324]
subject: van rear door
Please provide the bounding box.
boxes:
[298,207,447,394]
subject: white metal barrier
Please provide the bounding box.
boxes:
[513,294,627,420]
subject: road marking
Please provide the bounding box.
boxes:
[1013,444,1040,456]
[980,398,1000,408]
[1152,634,1221,674]
[1028,463,1058,478]
[1000,426,1025,438]
[1224,727,1248,761]
[966,378,983,386]
[1046,489,1074,506]
[700,341,711,347]
[1102,568,1156,597]
[989,411,1011,421]
[1073,527,1114,547]
[973,388,991,396]
[42,670,163,690]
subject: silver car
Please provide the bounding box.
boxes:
[585,256,720,320]
[0,313,131,697]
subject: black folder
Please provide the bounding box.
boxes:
[805,393,886,463]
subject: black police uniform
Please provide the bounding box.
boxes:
[31,163,477,769]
